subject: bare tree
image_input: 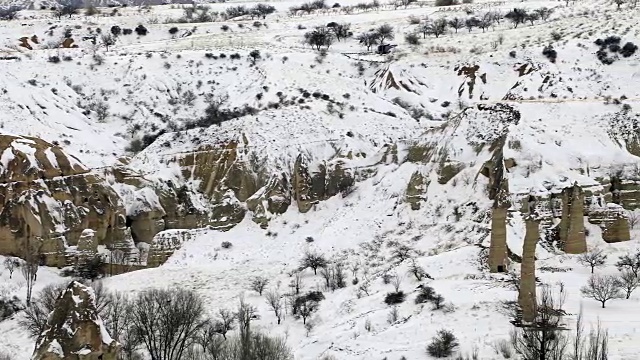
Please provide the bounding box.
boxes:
[300,251,328,275]
[19,283,67,337]
[448,17,464,33]
[615,252,640,276]
[3,257,19,279]
[511,285,569,360]
[617,270,640,299]
[129,288,208,360]
[304,26,334,51]
[250,276,269,296]
[356,32,381,51]
[408,259,430,281]
[289,271,303,295]
[102,291,129,342]
[298,298,316,324]
[571,306,609,360]
[578,249,607,273]
[213,308,235,339]
[391,244,414,263]
[101,34,116,51]
[265,290,284,324]
[423,18,448,38]
[535,7,554,21]
[627,210,639,229]
[375,24,394,44]
[21,246,39,306]
[581,274,623,308]
[390,272,402,292]
[320,267,333,289]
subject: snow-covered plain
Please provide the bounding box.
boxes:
[2,0,640,358]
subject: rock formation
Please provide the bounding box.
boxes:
[588,203,631,243]
[405,171,427,210]
[0,135,129,267]
[559,183,587,254]
[489,205,509,273]
[519,198,540,323]
[32,281,118,360]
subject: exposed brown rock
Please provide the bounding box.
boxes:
[0,135,128,266]
[293,155,354,213]
[246,174,291,228]
[147,229,195,267]
[489,206,509,273]
[519,211,540,323]
[405,171,427,210]
[588,204,631,243]
[559,183,587,254]
[32,281,119,360]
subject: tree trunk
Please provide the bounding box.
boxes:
[601,301,606,308]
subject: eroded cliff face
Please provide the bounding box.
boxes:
[32,281,118,360]
[0,135,129,267]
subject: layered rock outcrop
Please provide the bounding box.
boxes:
[0,135,129,266]
[588,203,631,243]
[519,204,540,323]
[559,183,587,254]
[32,281,118,360]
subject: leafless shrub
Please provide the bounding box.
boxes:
[129,288,208,360]
[265,290,284,324]
[250,276,269,296]
[581,274,623,308]
[578,249,607,273]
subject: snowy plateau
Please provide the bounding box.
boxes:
[1,0,640,359]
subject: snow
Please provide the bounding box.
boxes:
[2,0,640,358]
[46,339,64,357]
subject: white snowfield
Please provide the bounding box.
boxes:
[1,0,640,358]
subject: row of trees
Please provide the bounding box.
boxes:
[22,283,293,360]
[577,249,640,307]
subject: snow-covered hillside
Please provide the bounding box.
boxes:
[2,0,640,358]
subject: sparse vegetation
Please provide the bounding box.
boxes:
[581,274,623,308]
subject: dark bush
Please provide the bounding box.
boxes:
[609,43,620,53]
[122,28,133,35]
[169,27,179,35]
[48,56,61,63]
[542,45,557,63]
[221,25,230,31]
[305,291,325,302]
[221,241,232,249]
[219,53,227,58]
[405,32,420,45]
[135,24,148,36]
[205,52,215,59]
[305,236,314,243]
[621,42,638,57]
[415,285,436,304]
[427,329,459,358]
[312,91,322,98]
[230,53,241,59]
[384,291,406,305]
[110,25,121,36]
[0,296,24,321]
[435,0,458,6]
[509,50,517,58]
[603,35,621,46]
